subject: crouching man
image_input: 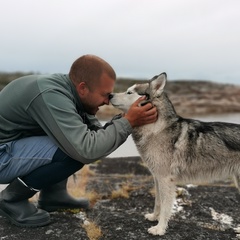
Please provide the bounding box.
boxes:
[0,54,157,227]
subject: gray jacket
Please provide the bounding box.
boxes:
[0,74,132,163]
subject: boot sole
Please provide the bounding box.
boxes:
[0,209,50,227]
[38,204,89,212]
[38,200,90,212]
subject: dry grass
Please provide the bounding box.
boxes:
[82,221,103,240]
[111,183,136,199]
[67,165,104,206]
[85,190,102,206]
[68,165,94,197]
[67,166,104,239]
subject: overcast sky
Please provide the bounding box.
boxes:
[1,0,240,84]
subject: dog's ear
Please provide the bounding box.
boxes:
[150,72,167,97]
[135,83,149,95]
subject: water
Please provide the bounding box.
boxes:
[108,113,240,158]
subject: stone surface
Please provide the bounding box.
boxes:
[1,157,239,240]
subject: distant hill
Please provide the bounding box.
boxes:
[1,72,240,119]
[0,72,35,90]
[99,78,240,119]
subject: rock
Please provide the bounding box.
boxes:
[0,155,239,239]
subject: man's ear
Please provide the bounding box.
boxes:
[76,82,88,96]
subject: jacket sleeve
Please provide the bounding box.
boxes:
[26,89,132,164]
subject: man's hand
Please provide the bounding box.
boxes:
[124,96,158,127]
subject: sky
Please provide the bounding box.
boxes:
[1,0,240,84]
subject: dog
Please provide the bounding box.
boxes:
[110,72,240,236]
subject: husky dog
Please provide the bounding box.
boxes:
[110,73,240,236]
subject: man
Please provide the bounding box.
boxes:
[0,55,157,227]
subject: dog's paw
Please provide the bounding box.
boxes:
[145,213,158,222]
[148,225,166,236]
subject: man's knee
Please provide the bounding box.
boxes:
[52,148,84,169]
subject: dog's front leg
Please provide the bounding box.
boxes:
[145,175,160,221]
[148,177,176,236]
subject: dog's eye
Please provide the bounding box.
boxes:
[126,91,133,94]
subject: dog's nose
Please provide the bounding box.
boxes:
[108,93,114,100]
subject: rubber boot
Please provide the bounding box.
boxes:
[0,178,50,227]
[37,178,89,212]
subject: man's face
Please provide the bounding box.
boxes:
[78,72,115,115]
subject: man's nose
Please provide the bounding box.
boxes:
[104,94,114,105]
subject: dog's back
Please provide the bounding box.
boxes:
[133,87,240,185]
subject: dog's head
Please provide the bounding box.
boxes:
[110,72,167,113]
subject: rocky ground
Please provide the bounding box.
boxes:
[0,157,240,240]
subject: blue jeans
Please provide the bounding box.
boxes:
[0,136,84,189]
